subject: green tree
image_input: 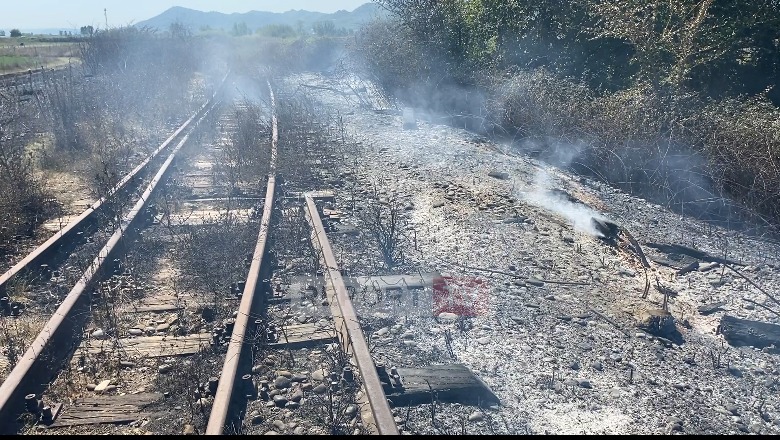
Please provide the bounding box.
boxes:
[9,29,21,37]
[257,24,297,38]
[587,0,780,93]
[313,20,336,36]
[374,0,484,84]
[168,21,192,39]
[231,21,249,37]
[687,0,780,101]
[587,0,716,88]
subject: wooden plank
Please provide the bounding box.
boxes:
[698,300,727,315]
[76,393,161,405]
[49,414,153,427]
[268,323,336,349]
[131,302,182,313]
[290,190,335,202]
[77,333,211,358]
[131,304,181,312]
[384,363,498,406]
[275,273,440,304]
[127,295,185,313]
[276,323,326,336]
[47,393,161,428]
[718,315,780,349]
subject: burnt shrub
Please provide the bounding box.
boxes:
[0,98,55,254]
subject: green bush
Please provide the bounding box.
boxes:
[356,1,780,225]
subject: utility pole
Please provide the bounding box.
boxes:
[104,8,108,29]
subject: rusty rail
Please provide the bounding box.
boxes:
[206,79,396,435]
[0,71,229,297]
[304,194,399,435]
[206,80,278,435]
[206,175,275,434]
[0,96,221,432]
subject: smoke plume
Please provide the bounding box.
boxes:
[519,168,608,237]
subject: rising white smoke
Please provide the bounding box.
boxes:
[519,168,609,237]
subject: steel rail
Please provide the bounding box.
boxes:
[0,72,229,297]
[0,95,221,432]
[206,79,278,435]
[207,79,396,435]
[304,194,399,435]
[205,174,276,434]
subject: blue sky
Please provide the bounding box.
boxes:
[1,1,374,30]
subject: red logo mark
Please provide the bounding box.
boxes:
[432,275,489,317]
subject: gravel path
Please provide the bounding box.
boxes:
[286,72,780,435]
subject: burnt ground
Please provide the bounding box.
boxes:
[7,67,780,436]
[283,72,780,435]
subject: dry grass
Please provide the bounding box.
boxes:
[485,69,780,228]
[0,41,78,74]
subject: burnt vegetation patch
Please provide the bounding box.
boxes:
[2,3,779,436]
[0,79,58,258]
[0,25,215,264]
[356,0,780,234]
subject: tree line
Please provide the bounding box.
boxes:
[356,0,780,226]
[373,0,779,102]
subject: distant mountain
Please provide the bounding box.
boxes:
[135,2,387,34]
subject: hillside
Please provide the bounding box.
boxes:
[135,2,385,33]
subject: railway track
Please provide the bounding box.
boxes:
[0,74,226,297]
[0,70,228,432]
[204,82,396,435]
[0,76,405,435]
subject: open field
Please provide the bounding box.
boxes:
[0,38,78,74]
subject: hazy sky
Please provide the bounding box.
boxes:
[1,1,374,30]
